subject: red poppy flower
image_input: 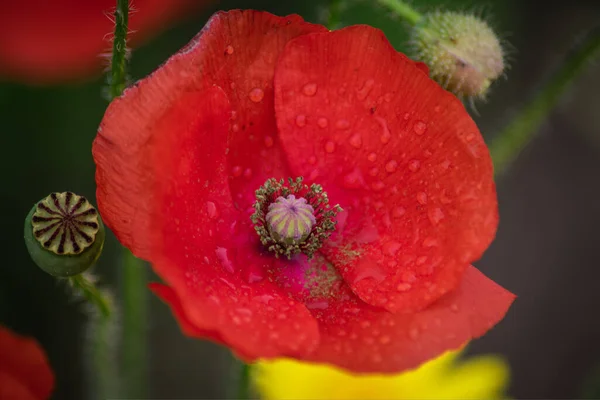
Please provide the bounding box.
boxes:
[93,10,515,372]
[0,0,211,83]
[0,325,54,400]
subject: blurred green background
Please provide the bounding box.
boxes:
[2,0,600,398]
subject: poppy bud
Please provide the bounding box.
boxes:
[24,192,105,277]
[410,11,505,99]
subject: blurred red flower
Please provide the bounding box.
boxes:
[0,0,211,84]
[93,10,515,373]
[0,325,54,400]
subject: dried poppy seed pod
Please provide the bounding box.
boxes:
[410,11,505,99]
[24,192,105,277]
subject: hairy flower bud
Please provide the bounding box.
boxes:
[410,11,505,99]
[24,192,105,277]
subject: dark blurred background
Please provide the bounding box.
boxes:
[1,0,599,398]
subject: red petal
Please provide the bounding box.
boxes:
[185,10,327,209]
[0,0,210,83]
[96,83,319,359]
[413,61,430,75]
[0,326,54,399]
[149,284,226,345]
[150,255,320,360]
[303,266,515,373]
[0,371,38,400]
[94,86,234,259]
[94,10,326,257]
[274,25,497,313]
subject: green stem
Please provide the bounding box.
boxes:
[109,0,129,98]
[327,0,342,29]
[237,362,251,400]
[376,0,423,26]
[121,250,148,399]
[106,0,148,397]
[490,26,600,175]
[70,273,112,318]
[69,274,119,399]
[87,292,119,400]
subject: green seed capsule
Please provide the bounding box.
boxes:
[410,11,505,99]
[24,192,105,277]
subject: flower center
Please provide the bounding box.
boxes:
[266,195,316,245]
[252,177,342,259]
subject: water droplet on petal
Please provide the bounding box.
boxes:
[302,83,318,96]
[450,303,460,313]
[325,141,336,153]
[357,79,375,100]
[215,247,234,273]
[249,88,264,103]
[440,189,452,204]
[264,136,274,148]
[268,331,279,340]
[232,166,243,177]
[343,168,366,189]
[367,153,377,162]
[396,283,412,291]
[349,134,362,149]
[385,160,398,173]
[308,156,317,165]
[255,294,274,304]
[409,327,420,340]
[423,237,440,247]
[408,159,421,172]
[379,335,391,345]
[232,123,240,132]
[247,271,264,283]
[225,45,234,55]
[243,168,252,178]
[417,192,428,205]
[336,119,350,130]
[317,117,328,128]
[369,167,379,177]
[295,114,306,127]
[206,201,217,219]
[375,117,391,144]
[428,207,444,225]
[371,181,385,191]
[392,206,406,218]
[413,120,427,135]
[383,241,401,256]
[306,301,329,310]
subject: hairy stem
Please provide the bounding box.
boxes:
[327,0,342,29]
[490,26,600,174]
[69,274,119,399]
[106,0,148,397]
[109,0,129,98]
[237,361,251,400]
[376,0,423,26]
[121,250,148,399]
[70,274,111,318]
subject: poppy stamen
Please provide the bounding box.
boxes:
[252,177,342,259]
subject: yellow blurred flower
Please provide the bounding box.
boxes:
[251,349,509,400]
